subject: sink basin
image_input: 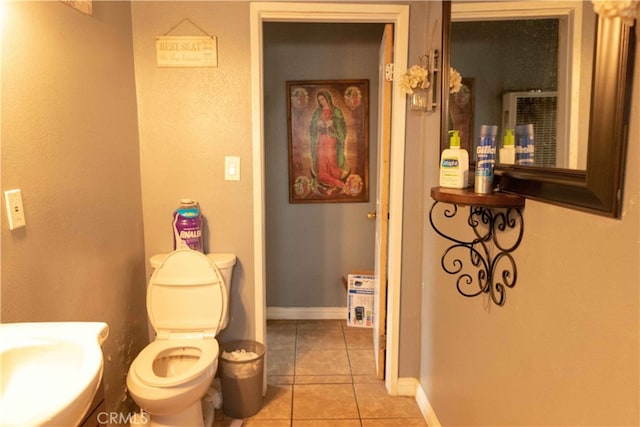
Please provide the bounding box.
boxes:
[0,322,109,426]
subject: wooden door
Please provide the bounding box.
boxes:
[373,23,393,380]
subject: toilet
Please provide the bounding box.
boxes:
[127,249,236,427]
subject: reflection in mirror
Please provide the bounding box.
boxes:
[449,1,595,170]
[440,0,636,217]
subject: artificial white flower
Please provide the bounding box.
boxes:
[399,64,463,95]
[399,65,430,94]
[449,67,462,94]
[591,0,639,26]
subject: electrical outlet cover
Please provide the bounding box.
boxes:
[4,189,26,230]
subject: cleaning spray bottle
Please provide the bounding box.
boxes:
[439,130,469,189]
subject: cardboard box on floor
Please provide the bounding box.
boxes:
[345,271,375,328]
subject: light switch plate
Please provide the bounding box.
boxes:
[225,156,240,181]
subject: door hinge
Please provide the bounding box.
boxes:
[379,334,387,350]
[385,63,394,81]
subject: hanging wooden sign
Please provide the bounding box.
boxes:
[155,36,218,68]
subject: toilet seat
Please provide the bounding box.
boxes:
[131,338,218,388]
[134,249,226,388]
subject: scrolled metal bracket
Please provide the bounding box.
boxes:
[429,201,524,306]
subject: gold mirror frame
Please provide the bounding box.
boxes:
[441,1,636,218]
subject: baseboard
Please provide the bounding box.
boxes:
[266,306,346,320]
[415,381,442,427]
[396,377,418,396]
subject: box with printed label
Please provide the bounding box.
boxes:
[346,272,375,328]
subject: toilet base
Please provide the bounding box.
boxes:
[146,400,205,427]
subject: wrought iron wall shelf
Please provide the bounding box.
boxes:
[429,187,525,306]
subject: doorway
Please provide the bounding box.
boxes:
[250,2,409,393]
[262,20,383,320]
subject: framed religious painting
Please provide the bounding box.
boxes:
[286,79,369,203]
[448,78,474,151]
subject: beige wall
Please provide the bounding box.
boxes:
[1,1,148,414]
[401,0,441,379]
[130,1,427,378]
[420,23,640,427]
[130,1,255,342]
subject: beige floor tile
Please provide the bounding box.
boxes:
[296,328,345,350]
[267,319,298,330]
[242,421,293,427]
[361,418,427,426]
[215,414,291,427]
[268,327,297,351]
[292,384,359,419]
[354,382,423,419]
[295,375,352,384]
[255,319,428,426]
[268,375,294,385]
[249,384,293,420]
[348,348,376,376]
[293,420,361,426]
[295,348,350,376]
[297,319,343,330]
[212,411,236,427]
[267,350,295,376]
[352,374,381,384]
[344,327,374,349]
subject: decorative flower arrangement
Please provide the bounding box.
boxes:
[399,63,463,95]
[449,67,462,94]
[399,64,431,94]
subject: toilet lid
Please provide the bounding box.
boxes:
[148,249,227,338]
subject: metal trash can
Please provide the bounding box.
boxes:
[219,340,265,419]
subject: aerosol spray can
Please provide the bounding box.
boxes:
[172,198,204,252]
[475,125,497,194]
[515,124,535,166]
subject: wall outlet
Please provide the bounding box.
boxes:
[4,189,26,230]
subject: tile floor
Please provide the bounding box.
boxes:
[213,319,427,427]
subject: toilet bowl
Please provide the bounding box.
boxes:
[127,249,236,427]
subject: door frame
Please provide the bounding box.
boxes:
[250,1,409,393]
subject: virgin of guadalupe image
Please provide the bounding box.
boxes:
[309,91,350,195]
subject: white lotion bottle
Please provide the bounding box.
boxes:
[500,129,516,164]
[439,130,469,188]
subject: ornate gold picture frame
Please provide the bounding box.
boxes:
[286,80,369,203]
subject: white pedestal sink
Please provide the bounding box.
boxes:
[0,322,109,426]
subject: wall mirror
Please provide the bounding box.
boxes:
[440,1,636,217]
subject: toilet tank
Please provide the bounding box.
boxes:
[204,253,236,299]
[149,252,237,329]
